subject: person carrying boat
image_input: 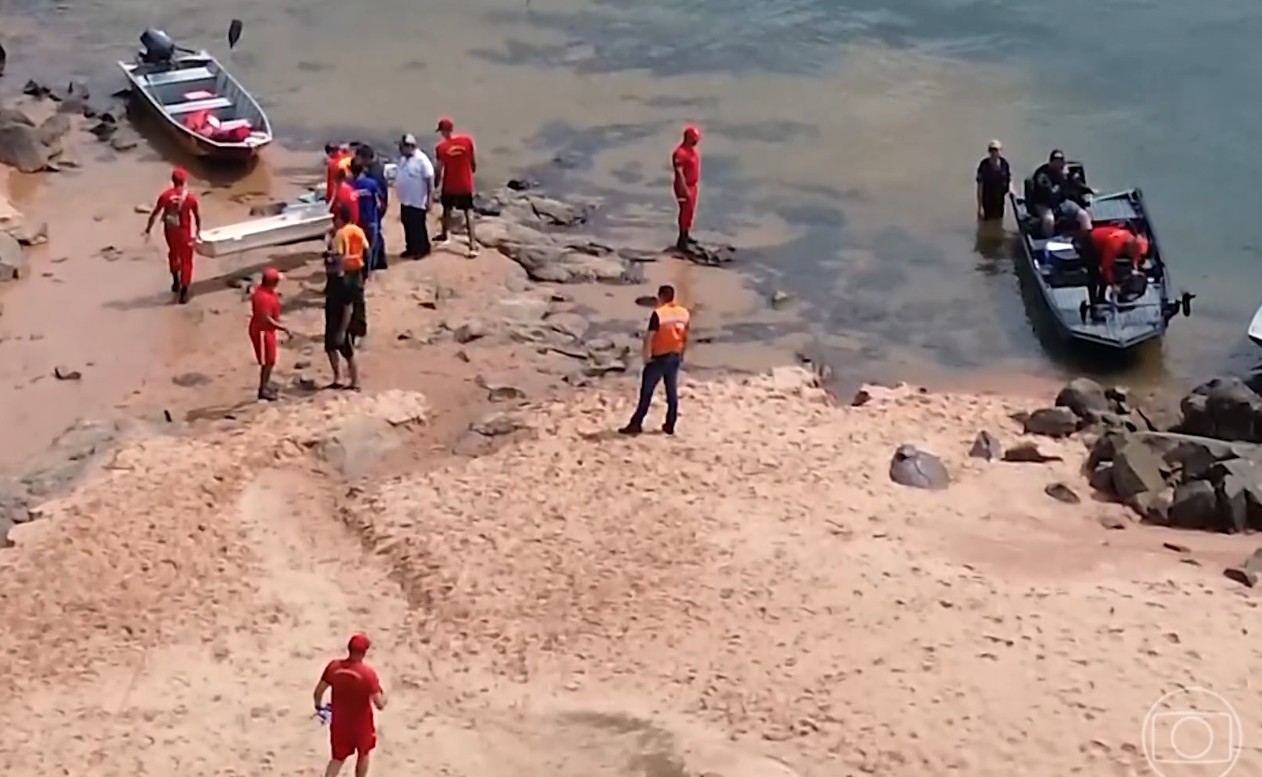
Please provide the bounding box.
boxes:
[1030,149,1093,237]
[143,166,201,304]
[1082,224,1149,305]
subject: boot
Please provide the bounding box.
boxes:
[178,285,190,304]
[170,273,180,293]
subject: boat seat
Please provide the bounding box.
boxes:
[142,67,215,88]
[167,96,233,116]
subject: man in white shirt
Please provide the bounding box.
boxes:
[395,133,435,259]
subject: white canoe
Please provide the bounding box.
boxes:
[1249,303,1262,348]
[195,198,330,258]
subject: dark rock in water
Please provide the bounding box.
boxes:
[1110,439,1168,500]
[249,202,287,217]
[1001,441,1062,463]
[1168,480,1218,531]
[0,122,50,172]
[968,430,1003,461]
[506,177,537,191]
[1023,407,1079,438]
[1044,482,1081,504]
[1179,377,1262,442]
[1223,547,1262,588]
[889,444,950,490]
[528,195,591,227]
[472,194,502,217]
[1055,377,1110,418]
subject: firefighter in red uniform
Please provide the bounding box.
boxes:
[143,167,202,304]
[672,124,702,251]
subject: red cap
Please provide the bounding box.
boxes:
[171,167,187,184]
[347,633,371,654]
[261,267,281,283]
[683,124,701,141]
[436,116,454,132]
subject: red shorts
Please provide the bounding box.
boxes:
[249,325,277,366]
[330,722,376,761]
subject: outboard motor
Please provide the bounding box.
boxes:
[139,28,177,65]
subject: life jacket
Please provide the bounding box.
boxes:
[651,303,690,356]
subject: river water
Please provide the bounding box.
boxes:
[3,0,1262,390]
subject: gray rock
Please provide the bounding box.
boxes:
[1215,475,1248,534]
[1045,482,1080,504]
[1088,463,1115,495]
[318,416,404,478]
[679,239,736,267]
[1001,441,1063,463]
[527,195,591,227]
[1168,480,1218,531]
[0,232,25,281]
[1023,407,1079,437]
[472,411,529,437]
[968,430,1003,461]
[1224,548,1262,588]
[505,242,634,284]
[1178,377,1262,442]
[1110,439,1168,500]
[109,133,139,152]
[0,122,50,172]
[1055,377,1110,418]
[36,113,71,149]
[889,444,950,490]
[1128,487,1173,525]
[544,312,589,342]
[452,320,488,344]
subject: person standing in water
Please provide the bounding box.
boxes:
[672,125,702,252]
[143,167,201,304]
[314,633,387,777]
[975,139,1012,222]
[434,116,479,257]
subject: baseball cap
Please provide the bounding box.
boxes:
[400,133,417,146]
[987,139,1002,151]
[171,166,187,183]
[261,267,281,283]
[1049,149,1066,161]
[347,633,371,654]
[683,123,702,141]
[436,116,454,132]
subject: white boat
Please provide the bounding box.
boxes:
[1248,303,1262,348]
[196,196,331,258]
[118,28,272,161]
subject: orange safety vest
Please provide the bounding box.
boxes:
[650,303,690,356]
[334,223,367,272]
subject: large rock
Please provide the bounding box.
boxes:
[1023,407,1079,437]
[889,444,950,490]
[36,113,72,149]
[1055,377,1110,418]
[1110,438,1168,500]
[0,231,26,281]
[1168,480,1217,530]
[526,194,591,227]
[0,121,50,172]
[503,242,634,284]
[968,430,1003,461]
[1178,377,1262,442]
[318,416,405,478]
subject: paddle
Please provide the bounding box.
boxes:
[228,19,243,50]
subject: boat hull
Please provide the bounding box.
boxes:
[196,200,330,258]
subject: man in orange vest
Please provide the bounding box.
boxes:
[1084,224,1148,304]
[620,284,690,436]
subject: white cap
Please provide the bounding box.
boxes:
[400,133,417,146]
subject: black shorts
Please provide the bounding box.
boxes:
[440,192,474,211]
[324,327,357,358]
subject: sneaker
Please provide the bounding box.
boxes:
[618,425,643,436]
[257,389,279,402]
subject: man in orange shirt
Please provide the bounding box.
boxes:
[1084,224,1149,305]
[313,633,387,777]
[671,124,702,252]
[620,284,690,436]
[325,142,352,203]
[248,267,290,402]
[434,116,479,257]
[143,167,202,304]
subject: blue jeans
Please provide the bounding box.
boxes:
[628,353,681,430]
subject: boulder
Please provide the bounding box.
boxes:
[1129,488,1173,525]
[0,231,26,281]
[318,416,404,478]
[1168,480,1217,531]
[1023,406,1079,437]
[1224,548,1262,588]
[36,113,72,149]
[0,122,50,172]
[1055,377,1110,418]
[1110,438,1168,500]
[527,195,591,227]
[502,242,634,284]
[888,444,950,490]
[1088,463,1115,495]
[1178,377,1262,442]
[968,430,1003,461]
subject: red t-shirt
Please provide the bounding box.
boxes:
[436,134,476,195]
[672,144,700,193]
[156,186,200,238]
[249,286,281,330]
[330,181,359,226]
[321,659,381,726]
[325,150,351,202]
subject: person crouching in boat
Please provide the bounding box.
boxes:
[143,166,201,304]
[1083,224,1149,306]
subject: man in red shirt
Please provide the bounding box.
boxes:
[325,142,352,203]
[314,633,388,777]
[672,124,702,252]
[1085,224,1149,305]
[434,116,479,257]
[248,267,290,402]
[329,168,360,228]
[143,167,202,304]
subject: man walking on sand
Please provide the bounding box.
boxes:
[395,133,434,259]
[672,124,702,252]
[620,284,690,436]
[314,633,387,777]
[434,116,479,257]
[143,166,201,304]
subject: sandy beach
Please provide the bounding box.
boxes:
[2,91,1262,777]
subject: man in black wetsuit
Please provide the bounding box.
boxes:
[975,139,1012,222]
[1030,149,1094,237]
